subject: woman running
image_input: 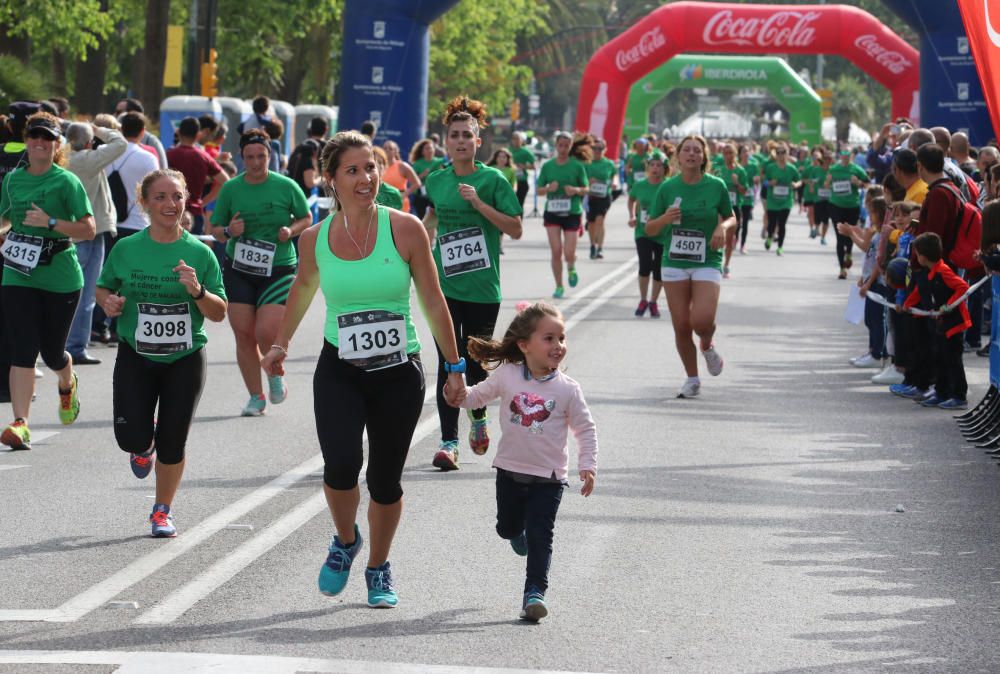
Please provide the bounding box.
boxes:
[261,131,467,608]
[802,150,822,240]
[646,135,735,399]
[487,148,517,188]
[814,150,833,246]
[627,150,667,318]
[826,148,870,279]
[763,142,800,256]
[584,137,617,260]
[96,169,227,537]
[422,96,523,471]
[736,144,758,255]
[509,132,535,210]
[211,129,312,417]
[719,143,746,278]
[538,132,590,298]
[381,140,420,213]
[0,112,93,450]
[373,146,404,210]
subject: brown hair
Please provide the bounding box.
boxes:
[138,168,188,203]
[320,131,374,209]
[868,196,888,225]
[982,202,1000,252]
[554,131,593,162]
[675,134,710,173]
[25,112,67,166]
[467,302,563,369]
[239,128,271,156]
[881,172,907,202]
[409,138,434,163]
[372,145,389,167]
[913,231,943,262]
[262,118,283,142]
[442,95,488,131]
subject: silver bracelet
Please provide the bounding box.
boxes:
[270,344,288,356]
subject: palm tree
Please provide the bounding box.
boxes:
[830,74,874,144]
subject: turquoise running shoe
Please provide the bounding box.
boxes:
[568,268,579,287]
[241,394,266,417]
[520,586,547,622]
[318,524,363,596]
[510,531,528,557]
[267,375,288,405]
[365,561,398,608]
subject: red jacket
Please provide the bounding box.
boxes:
[915,178,963,262]
[903,259,972,338]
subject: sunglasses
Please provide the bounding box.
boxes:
[776,150,787,155]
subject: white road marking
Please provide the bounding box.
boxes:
[0,464,28,471]
[0,650,596,674]
[134,262,636,625]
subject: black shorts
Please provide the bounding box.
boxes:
[223,260,296,307]
[814,200,831,225]
[586,196,611,222]
[544,213,583,231]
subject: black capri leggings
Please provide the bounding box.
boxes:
[113,341,206,465]
[435,297,500,442]
[635,237,664,281]
[2,285,80,370]
[516,179,530,209]
[739,204,753,247]
[829,205,860,269]
[766,209,791,248]
[314,341,425,504]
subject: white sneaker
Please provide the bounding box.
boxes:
[871,364,904,385]
[852,353,882,368]
[677,379,701,398]
[701,345,724,376]
[848,352,869,364]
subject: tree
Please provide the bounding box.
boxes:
[830,74,875,144]
[134,0,172,119]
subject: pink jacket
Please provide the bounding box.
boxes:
[460,363,598,480]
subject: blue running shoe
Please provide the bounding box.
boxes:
[937,398,968,410]
[520,586,547,622]
[365,561,398,608]
[241,394,266,417]
[510,532,528,557]
[318,524,362,596]
[149,503,176,538]
[130,446,155,479]
[890,384,917,398]
[267,375,287,405]
[919,394,943,407]
[568,268,579,288]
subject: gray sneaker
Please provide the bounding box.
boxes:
[702,345,724,376]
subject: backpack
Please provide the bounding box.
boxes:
[936,181,982,271]
[108,151,137,223]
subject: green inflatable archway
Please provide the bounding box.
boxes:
[624,54,822,145]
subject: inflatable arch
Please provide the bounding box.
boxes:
[577,1,919,159]
[624,55,822,145]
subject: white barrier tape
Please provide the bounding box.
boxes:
[864,275,989,318]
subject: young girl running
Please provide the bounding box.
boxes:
[447,302,597,622]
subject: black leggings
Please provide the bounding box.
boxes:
[766,209,790,247]
[113,342,206,465]
[516,179,530,209]
[830,205,860,269]
[635,237,663,281]
[435,297,500,442]
[739,204,753,247]
[314,341,425,504]
[2,285,80,370]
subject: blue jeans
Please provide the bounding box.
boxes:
[865,281,890,360]
[495,469,564,595]
[66,236,105,356]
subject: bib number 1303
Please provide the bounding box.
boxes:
[337,309,408,371]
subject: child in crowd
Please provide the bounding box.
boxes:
[447,302,597,622]
[902,232,971,409]
[842,196,890,368]
[883,202,923,392]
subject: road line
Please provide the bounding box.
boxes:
[134,263,635,625]
[0,649,598,674]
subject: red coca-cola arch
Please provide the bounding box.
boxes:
[577,1,920,159]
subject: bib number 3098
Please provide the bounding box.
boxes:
[668,229,706,263]
[135,303,193,356]
[438,227,490,277]
[233,238,276,277]
[337,309,408,371]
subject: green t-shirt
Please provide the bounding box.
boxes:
[802,164,824,202]
[585,157,617,199]
[739,160,757,206]
[0,164,92,293]
[413,157,445,181]
[376,183,403,210]
[625,151,650,186]
[510,147,535,180]
[497,165,517,187]
[719,164,746,209]
[811,166,831,202]
[425,162,522,303]
[764,163,800,211]
[97,228,226,363]
[538,157,589,216]
[649,173,733,271]
[210,172,310,270]
[628,178,663,240]
[827,161,869,208]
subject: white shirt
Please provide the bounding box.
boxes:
[105,142,159,232]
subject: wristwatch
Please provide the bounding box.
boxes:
[443,357,466,374]
[223,226,232,239]
[47,217,57,231]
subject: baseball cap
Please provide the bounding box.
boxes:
[25,116,62,140]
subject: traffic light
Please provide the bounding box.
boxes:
[817,88,833,118]
[511,99,521,122]
[201,48,218,98]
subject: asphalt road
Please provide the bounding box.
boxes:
[1,198,999,674]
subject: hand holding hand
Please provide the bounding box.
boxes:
[443,373,467,407]
[260,347,286,377]
[579,470,595,497]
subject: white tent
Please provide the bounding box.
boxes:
[669,110,752,139]
[822,117,872,145]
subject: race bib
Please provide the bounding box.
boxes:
[135,303,193,356]
[668,229,706,263]
[438,227,490,277]
[515,169,525,179]
[337,309,408,371]
[640,209,648,224]
[1,231,43,275]
[590,182,608,198]
[729,191,738,205]
[232,238,276,277]
[772,185,790,198]
[633,171,646,182]
[546,197,571,214]
[832,180,851,194]
[818,188,832,199]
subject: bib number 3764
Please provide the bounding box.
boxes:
[438,227,490,277]
[337,309,408,371]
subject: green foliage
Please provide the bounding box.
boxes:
[0,55,48,109]
[0,0,115,61]
[830,74,875,142]
[427,0,549,121]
